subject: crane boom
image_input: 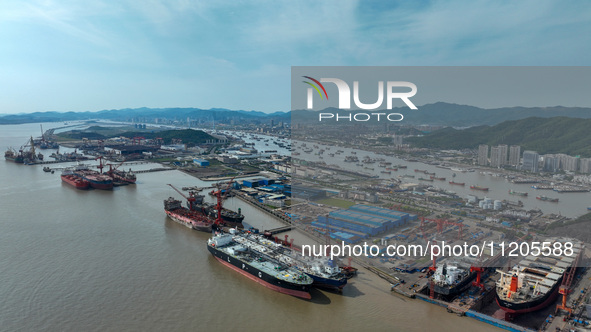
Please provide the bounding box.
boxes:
[168,183,189,201]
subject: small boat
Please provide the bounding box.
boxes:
[449,181,465,186]
[509,190,528,197]
[470,185,489,191]
[536,196,559,202]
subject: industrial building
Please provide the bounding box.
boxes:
[311,204,417,243]
[193,159,210,167]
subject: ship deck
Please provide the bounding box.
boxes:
[215,241,312,285]
[496,239,583,304]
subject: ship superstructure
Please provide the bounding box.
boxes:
[432,261,476,296]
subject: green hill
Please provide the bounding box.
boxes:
[119,129,215,146]
[408,117,591,157]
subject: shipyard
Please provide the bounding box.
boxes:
[6,115,591,331]
[2,6,590,330]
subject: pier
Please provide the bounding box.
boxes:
[263,225,293,235]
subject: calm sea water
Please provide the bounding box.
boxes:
[0,123,500,331]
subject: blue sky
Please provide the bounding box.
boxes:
[1,0,590,114]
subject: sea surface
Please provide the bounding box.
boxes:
[0,122,502,331]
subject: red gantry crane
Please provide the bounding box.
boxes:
[556,246,582,315]
[168,183,201,211]
[209,177,238,225]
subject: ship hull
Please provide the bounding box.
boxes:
[74,172,113,190]
[207,245,311,299]
[166,210,213,233]
[88,181,114,190]
[111,171,136,184]
[308,274,347,290]
[201,205,244,225]
[5,156,24,163]
[434,271,477,296]
[61,175,90,189]
[495,278,561,314]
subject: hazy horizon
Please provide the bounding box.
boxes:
[1,1,590,114]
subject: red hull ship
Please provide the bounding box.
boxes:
[164,198,214,232]
[470,185,489,191]
[74,169,113,190]
[61,171,90,189]
[449,181,465,186]
[165,182,243,232]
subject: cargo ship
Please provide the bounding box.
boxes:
[108,168,136,184]
[207,230,314,299]
[449,181,465,186]
[470,185,489,191]
[166,184,243,231]
[509,190,528,197]
[496,239,582,314]
[164,197,214,232]
[430,176,445,181]
[536,195,559,202]
[532,185,554,190]
[432,262,477,296]
[4,149,23,163]
[201,203,244,225]
[61,169,90,189]
[72,166,113,190]
[553,186,590,193]
[233,230,347,291]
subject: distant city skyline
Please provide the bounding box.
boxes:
[1,1,590,114]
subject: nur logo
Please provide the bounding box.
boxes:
[303,76,418,111]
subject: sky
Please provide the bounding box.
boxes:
[1,0,590,114]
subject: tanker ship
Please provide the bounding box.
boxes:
[207,229,314,299]
[495,238,582,314]
[232,230,348,290]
